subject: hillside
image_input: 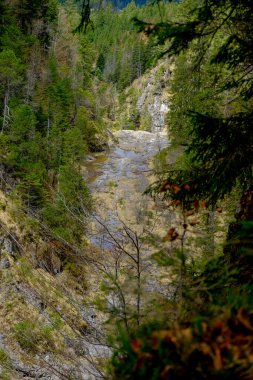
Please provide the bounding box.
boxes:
[0,0,253,379]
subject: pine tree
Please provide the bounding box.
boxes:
[0,49,23,134]
[143,0,253,207]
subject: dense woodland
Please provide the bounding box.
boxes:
[112,1,253,378]
[0,0,252,379]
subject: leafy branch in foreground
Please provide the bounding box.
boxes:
[111,307,253,380]
[110,0,253,378]
[147,110,253,208]
[137,0,253,203]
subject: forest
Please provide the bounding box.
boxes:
[0,0,252,379]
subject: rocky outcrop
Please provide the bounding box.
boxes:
[119,59,171,132]
[136,63,171,131]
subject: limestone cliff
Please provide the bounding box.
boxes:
[117,58,172,132]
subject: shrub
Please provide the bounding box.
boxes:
[13,320,54,352]
[112,308,253,380]
[0,348,11,366]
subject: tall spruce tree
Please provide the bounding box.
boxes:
[110,2,253,377]
[141,0,253,295]
[139,0,253,207]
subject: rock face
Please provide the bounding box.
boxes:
[0,235,16,269]
[0,236,13,255]
[119,59,171,132]
[0,257,10,269]
[148,96,169,131]
[3,237,13,254]
[136,67,170,132]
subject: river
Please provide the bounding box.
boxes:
[83,129,169,248]
[79,129,172,379]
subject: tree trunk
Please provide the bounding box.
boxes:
[1,83,10,134]
[223,187,253,284]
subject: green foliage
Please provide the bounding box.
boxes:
[140,0,253,320]
[58,164,92,212]
[13,321,34,350]
[144,0,253,208]
[0,49,23,85]
[42,164,92,242]
[0,0,108,245]
[13,320,55,352]
[5,105,46,207]
[86,1,177,90]
[0,348,11,367]
[15,0,58,36]
[109,0,253,378]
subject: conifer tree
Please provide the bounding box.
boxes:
[0,49,23,134]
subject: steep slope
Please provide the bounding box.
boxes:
[0,2,110,378]
[117,59,172,131]
[0,189,109,379]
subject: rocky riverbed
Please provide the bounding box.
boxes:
[84,129,170,248]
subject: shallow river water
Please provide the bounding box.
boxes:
[84,129,169,247]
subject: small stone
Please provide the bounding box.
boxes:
[0,258,10,269]
[3,238,13,255]
[86,155,95,161]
